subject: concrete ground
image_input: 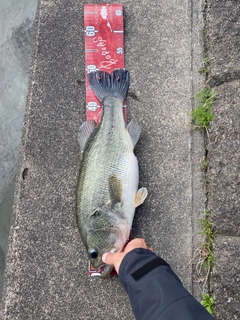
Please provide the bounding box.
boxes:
[1,0,239,319]
[207,0,240,318]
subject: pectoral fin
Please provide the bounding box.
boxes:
[135,187,148,207]
[108,174,123,208]
[78,121,97,152]
[127,119,141,148]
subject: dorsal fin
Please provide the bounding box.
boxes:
[127,119,141,148]
[78,120,97,152]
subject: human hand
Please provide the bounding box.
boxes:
[102,238,153,274]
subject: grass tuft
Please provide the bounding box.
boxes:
[199,58,209,74]
[189,210,216,315]
[191,87,216,129]
[200,210,216,269]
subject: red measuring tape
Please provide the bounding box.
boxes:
[84,4,127,276]
[84,4,126,125]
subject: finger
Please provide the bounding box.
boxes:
[102,252,113,265]
[102,252,122,274]
[126,238,146,248]
[125,238,149,251]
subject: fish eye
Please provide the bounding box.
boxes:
[89,249,98,259]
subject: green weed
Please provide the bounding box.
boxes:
[199,156,208,171]
[200,210,216,269]
[201,241,216,269]
[201,293,215,315]
[201,161,208,171]
[191,87,216,130]
[201,212,215,240]
[199,58,209,74]
[189,210,216,311]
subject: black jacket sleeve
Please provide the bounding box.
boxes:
[119,248,215,320]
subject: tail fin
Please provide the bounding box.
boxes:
[87,69,130,103]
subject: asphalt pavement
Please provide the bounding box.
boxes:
[1,0,239,319]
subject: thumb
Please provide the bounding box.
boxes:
[102,252,114,265]
[102,252,123,274]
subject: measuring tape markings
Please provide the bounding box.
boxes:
[84,4,125,124]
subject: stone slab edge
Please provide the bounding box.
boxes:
[206,0,240,318]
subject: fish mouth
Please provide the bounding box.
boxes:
[100,264,114,279]
[100,247,120,278]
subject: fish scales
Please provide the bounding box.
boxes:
[77,102,136,221]
[76,70,147,277]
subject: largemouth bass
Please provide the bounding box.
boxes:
[76,69,147,278]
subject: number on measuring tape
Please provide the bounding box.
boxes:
[87,102,100,111]
[87,65,97,73]
[115,10,122,16]
[85,26,98,37]
[116,47,124,54]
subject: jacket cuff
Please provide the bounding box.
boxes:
[119,248,170,289]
